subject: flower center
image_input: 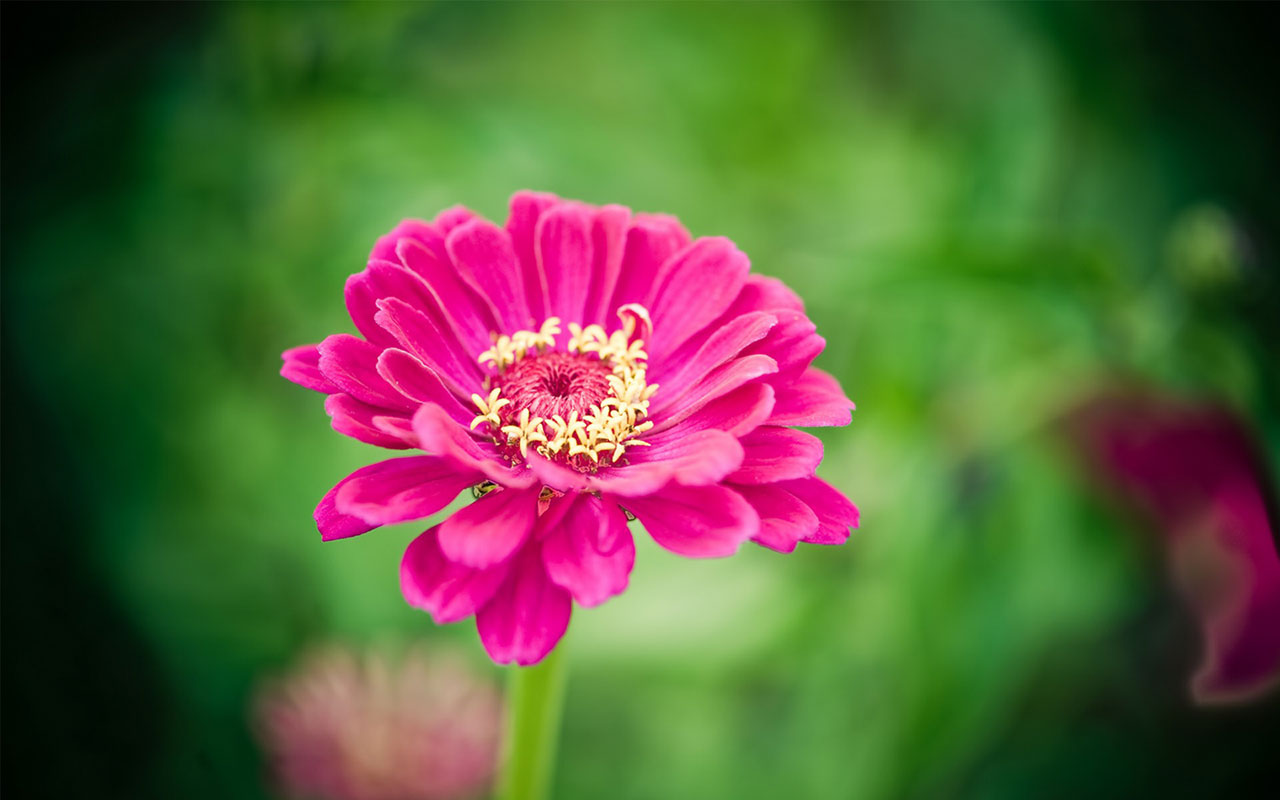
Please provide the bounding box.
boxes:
[497,352,613,421]
[469,305,658,471]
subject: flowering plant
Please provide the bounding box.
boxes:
[283,191,858,666]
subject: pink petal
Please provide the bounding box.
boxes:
[746,310,824,383]
[780,475,859,545]
[447,219,532,333]
[651,353,778,424]
[401,525,513,624]
[610,214,691,311]
[370,218,443,263]
[536,202,594,326]
[324,394,414,449]
[281,344,339,394]
[396,238,496,359]
[732,483,820,554]
[529,429,745,498]
[376,348,475,427]
[654,383,775,437]
[344,260,442,349]
[438,486,540,569]
[334,455,481,527]
[541,494,635,607]
[317,334,415,411]
[476,546,572,666]
[583,205,631,325]
[505,190,560,321]
[728,426,824,484]
[648,237,750,359]
[620,484,759,558]
[434,205,478,235]
[768,367,855,428]
[653,311,777,398]
[315,456,471,541]
[723,274,805,317]
[412,403,538,489]
[374,297,485,399]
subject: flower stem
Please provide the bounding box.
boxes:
[496,644,568,800]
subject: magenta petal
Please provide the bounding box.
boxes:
[370,218,441,263]
[611,215,691,311]
[315,470,377,541]
[655,383,775,438]
[724,274,805,317]
[401,525,513,624]
[439,486,540,569]
[396,238,496,359]
[506,190,560,320]
[412,404,538,489]
[583,205,631,325]
[655,311,777,398]
[630,429,745,487]
[447,219,532,333]
[541,494,635,607]
[651,353,778,428]
[781,475,859,545]
[344,261,443,349]
[476,546,572,666]
[728,426,824,484]
[746,310,824,383]
[648,237,750,359]
[281,345,339,394]
[317,334,415,411]
[334,455,480,527]
[537,203,595,325]
[621,484,759,558]
[376,348,474,427]
[769,367,854,428]
[374,297,485,399]
[325,394,414,449]
[733,483,820,554]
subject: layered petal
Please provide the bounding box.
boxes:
[281,344,339,394]
[611,214,691,311]
[537,202,595,325]
[733,483,820,553]
[334,455,480,527]
[648,237,750,359]
[412,404,537,489]
[401,526,513,624]
[438,486,540,569]
[324,394,413,449]
[374,298,485,399]
[476,546,572,666]
[541,494,635,607]
[447,219,532,333]
[621,484,759,558]
[781,475,860,545]
[728,426,824,484]
[317,334,416,411]
[376,348,475,427]
[505,190,560,320]
[768,367,855,428]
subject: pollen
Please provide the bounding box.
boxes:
[470,306,659,471]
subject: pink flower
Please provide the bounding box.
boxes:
[252,645,502,800]
[1070,392,1280,704]
[282,191,858,665]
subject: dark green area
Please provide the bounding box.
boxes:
[3,3,1277,798]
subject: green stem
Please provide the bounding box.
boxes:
[496,643,569,800]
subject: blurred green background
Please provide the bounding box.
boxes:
[4,2,1278,798]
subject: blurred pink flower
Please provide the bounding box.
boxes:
[282,191,858,665]
[253,645,501,800]
[1070,392,1280,704]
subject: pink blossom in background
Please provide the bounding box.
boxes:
[253,645,502,800]
[282,191,858,665]
[1070,392,1280,704]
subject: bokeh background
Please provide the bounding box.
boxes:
[4,2,1278,798]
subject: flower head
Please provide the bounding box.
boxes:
[252,645,502,800]
[1069,391,1280,704]
[282,191,859,665]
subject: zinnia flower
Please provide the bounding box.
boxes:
[1069,391,1280,704]
[282,191,859,665]
[253,645,502,800]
